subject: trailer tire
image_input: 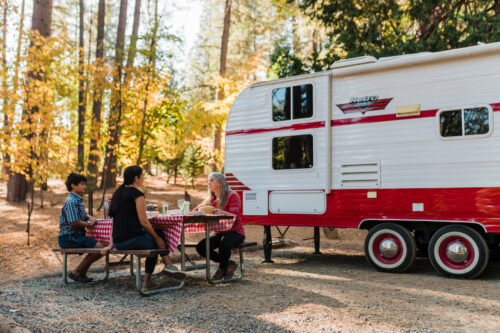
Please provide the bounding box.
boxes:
[428,225,489,279]
[364,223,416,273]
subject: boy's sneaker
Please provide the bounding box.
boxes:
[211,266,225,280]
[224,260,238,279]
[142,279,160,291]
[161,265,186,280]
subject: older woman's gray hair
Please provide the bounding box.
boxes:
[205,172,231,209]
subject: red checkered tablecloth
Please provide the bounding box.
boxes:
[86,215,234,253]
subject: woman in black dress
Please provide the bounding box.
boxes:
[101,166,185,290]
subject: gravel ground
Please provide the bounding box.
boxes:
[2,229,500,332]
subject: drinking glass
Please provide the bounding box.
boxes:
[178,200,185,215]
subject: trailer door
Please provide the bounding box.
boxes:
[266,76,330,214]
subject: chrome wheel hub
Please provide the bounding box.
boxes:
[446,241,468,263]
[379,238,399,258]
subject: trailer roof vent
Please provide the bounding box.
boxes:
[331,56,377,69]
[340,161,380,188]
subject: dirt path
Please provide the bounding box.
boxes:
[1,242,500,332]
[1,178,500,331]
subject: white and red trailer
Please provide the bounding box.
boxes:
[224,42,500,278]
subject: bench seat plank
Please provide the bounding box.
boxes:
[179,241,258,249]
[52,248,170,256]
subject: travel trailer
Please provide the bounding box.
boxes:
[224,42,500,278]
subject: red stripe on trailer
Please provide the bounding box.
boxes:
[226,121,325,136]
[227,182,248,186]
[240,187,500,234]
[491,103,500,112]
[225,173,251,191]
[229,186,251,191]
[228,184,250,191]
[226,102,500,136]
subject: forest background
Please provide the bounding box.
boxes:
[0,0,499,226]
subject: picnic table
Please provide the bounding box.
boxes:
[86,213,236,285]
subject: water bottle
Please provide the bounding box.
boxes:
[103,198,109,218]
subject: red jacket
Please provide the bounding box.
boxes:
[211,191,245,237]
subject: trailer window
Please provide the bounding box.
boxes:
[464,107,489,135]
[272,87,291,121]
[272,84,313,121]
[272,135,313,170]
[440,110,462,137]
[293,84,313,119]
[440,107,490,137]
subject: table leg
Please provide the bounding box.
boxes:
[205,222,212,283]
[104,254,109,281]
[181,224,186,271]
[135,256,142,291]
[63,253,68,284]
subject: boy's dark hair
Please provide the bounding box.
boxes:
[65,173,87,192]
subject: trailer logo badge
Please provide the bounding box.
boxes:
[337,96,393,114]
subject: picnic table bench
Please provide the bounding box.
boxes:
[52,247,182,296]
[53,214,257,295]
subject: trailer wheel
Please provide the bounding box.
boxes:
[428,225,489,278]
[364,223,416,273]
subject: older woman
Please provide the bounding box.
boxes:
[101,165,185,290]
[194,172,245,280]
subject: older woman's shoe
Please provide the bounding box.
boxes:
[224,260,237,279]
[211,266,225,280]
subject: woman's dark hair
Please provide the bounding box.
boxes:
[109,166,143,217]
[65,173,87,192]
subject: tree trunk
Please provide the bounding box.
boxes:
[76,0,86,171]
[101,0,138,190]
[1,0,9,179]
[6,0,49,203]
[2,0,24,181]
[24,0,52,244]
[124,0,141,83]
[219,0,231,79]
[31,0,52,37]
[7,174,28,202]
[87,0,105,192]
[136,0,157,166]
[212,0,232,172]
[97,0,128,210]
[291,15,299,54]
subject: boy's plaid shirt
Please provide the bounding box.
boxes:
[58,192,88,237]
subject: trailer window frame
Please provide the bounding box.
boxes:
[270,133,316,172]
[271,83,314,123]
[436,105,493,140]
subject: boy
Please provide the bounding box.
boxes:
[58,173,104,283]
